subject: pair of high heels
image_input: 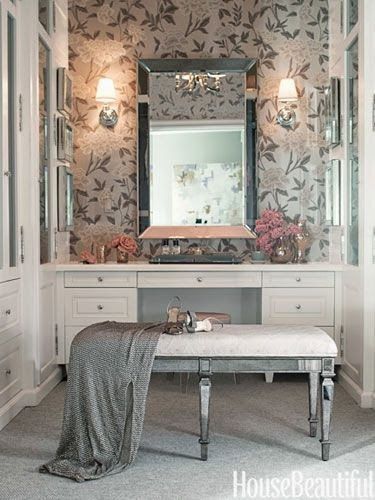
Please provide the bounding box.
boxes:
[165,296,223,335]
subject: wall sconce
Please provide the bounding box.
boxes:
[96,77,118,127]
[277,78,298,127]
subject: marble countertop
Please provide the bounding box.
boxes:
[50,261,346,272]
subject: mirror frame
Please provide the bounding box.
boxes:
[137,58,257,239]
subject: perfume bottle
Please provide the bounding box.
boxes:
[161,239,170,255]
[171,239,181,255]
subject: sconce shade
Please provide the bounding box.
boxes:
[96,77,116,104]
[278,78,298,102]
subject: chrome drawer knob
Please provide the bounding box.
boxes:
[197,277,203,283]
[5,369,11,376]
[296,304,302,310]
[97,304,104,310]
[97,277,103,282]
[295,277,301,282]
[5,309,11,316]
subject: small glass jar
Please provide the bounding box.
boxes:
[161,239,170,255]
[171,239,181,255]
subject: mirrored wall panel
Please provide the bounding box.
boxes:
[347,38,359,265]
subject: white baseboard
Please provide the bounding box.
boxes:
[23,367,63,406]
[0,367,63,432]
[338,370,374,408]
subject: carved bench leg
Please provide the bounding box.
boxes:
[320,376,334,461]
[308,372,319,437]
[199,375,211,461]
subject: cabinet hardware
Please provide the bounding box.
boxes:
[52,1,56,32]
[197,277,203,283]
[295,304,301,310]
[97,304,104,310]
[4,171,11,177]
[55,324,59,356]
[18,93,23,132]
[295,277,301,282]
[340,325,344,357]
[5,309,11,316]
[97,277,104,282]
[20,226,25,263]
[54,228,58,260]
[5,369,11,376]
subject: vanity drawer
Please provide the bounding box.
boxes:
[0,336,22,408]
[0,280,21,343]
[64,271,136,288]
[262,288,334,326]
[137,271,261,288]
[262,272,334,288]
[64,288,137,326]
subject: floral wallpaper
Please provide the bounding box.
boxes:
[149,73,245,120]
[68,0,330,261]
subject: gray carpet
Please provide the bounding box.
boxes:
[1,373,375,500]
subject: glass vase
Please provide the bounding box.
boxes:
[270,236,294,264]
[116,248,129,264]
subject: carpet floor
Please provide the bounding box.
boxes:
[0,373,375,500]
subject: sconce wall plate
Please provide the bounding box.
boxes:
[276,105,296,127]
[99,105,118,127]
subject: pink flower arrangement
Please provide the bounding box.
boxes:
[110,234,138,255]
[255,209,299,256]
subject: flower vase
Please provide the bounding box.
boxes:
[116,248,129,264]
[270,236,294,264]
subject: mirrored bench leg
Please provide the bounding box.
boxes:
[308,372,319,437]
[320,375,334,461]
[265,372,274,383]
[199,375,211,461]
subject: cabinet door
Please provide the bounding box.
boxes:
[0,1,20,282]
[39,270,57,384]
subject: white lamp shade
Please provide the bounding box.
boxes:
[96,77,116,104]
[278,78,298,101]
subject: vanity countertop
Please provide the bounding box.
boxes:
[52,261,346,272]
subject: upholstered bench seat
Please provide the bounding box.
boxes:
[156,325,338,358]
[153,324,337,462]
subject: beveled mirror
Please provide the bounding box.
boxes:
[137,58,257,239]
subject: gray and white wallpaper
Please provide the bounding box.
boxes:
[68,0,330,261]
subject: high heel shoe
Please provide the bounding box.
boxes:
[164,296,184,335]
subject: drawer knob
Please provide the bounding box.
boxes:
[295,277,301,282]
[296,304,302,310]
[5,369,11,376]
[97,277,104,282]
[5,309,11,316]
[97,304,104,310]
[197,277,203,283]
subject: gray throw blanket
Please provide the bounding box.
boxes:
[40,321,164,482]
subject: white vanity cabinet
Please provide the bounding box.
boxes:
[58,270,138,362]
[56,264,343,365]
[262,271,335,330]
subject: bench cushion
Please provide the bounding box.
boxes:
[156,325,337,358]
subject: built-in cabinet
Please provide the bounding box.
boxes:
[0,0,69,430]
[55,265,343,365]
